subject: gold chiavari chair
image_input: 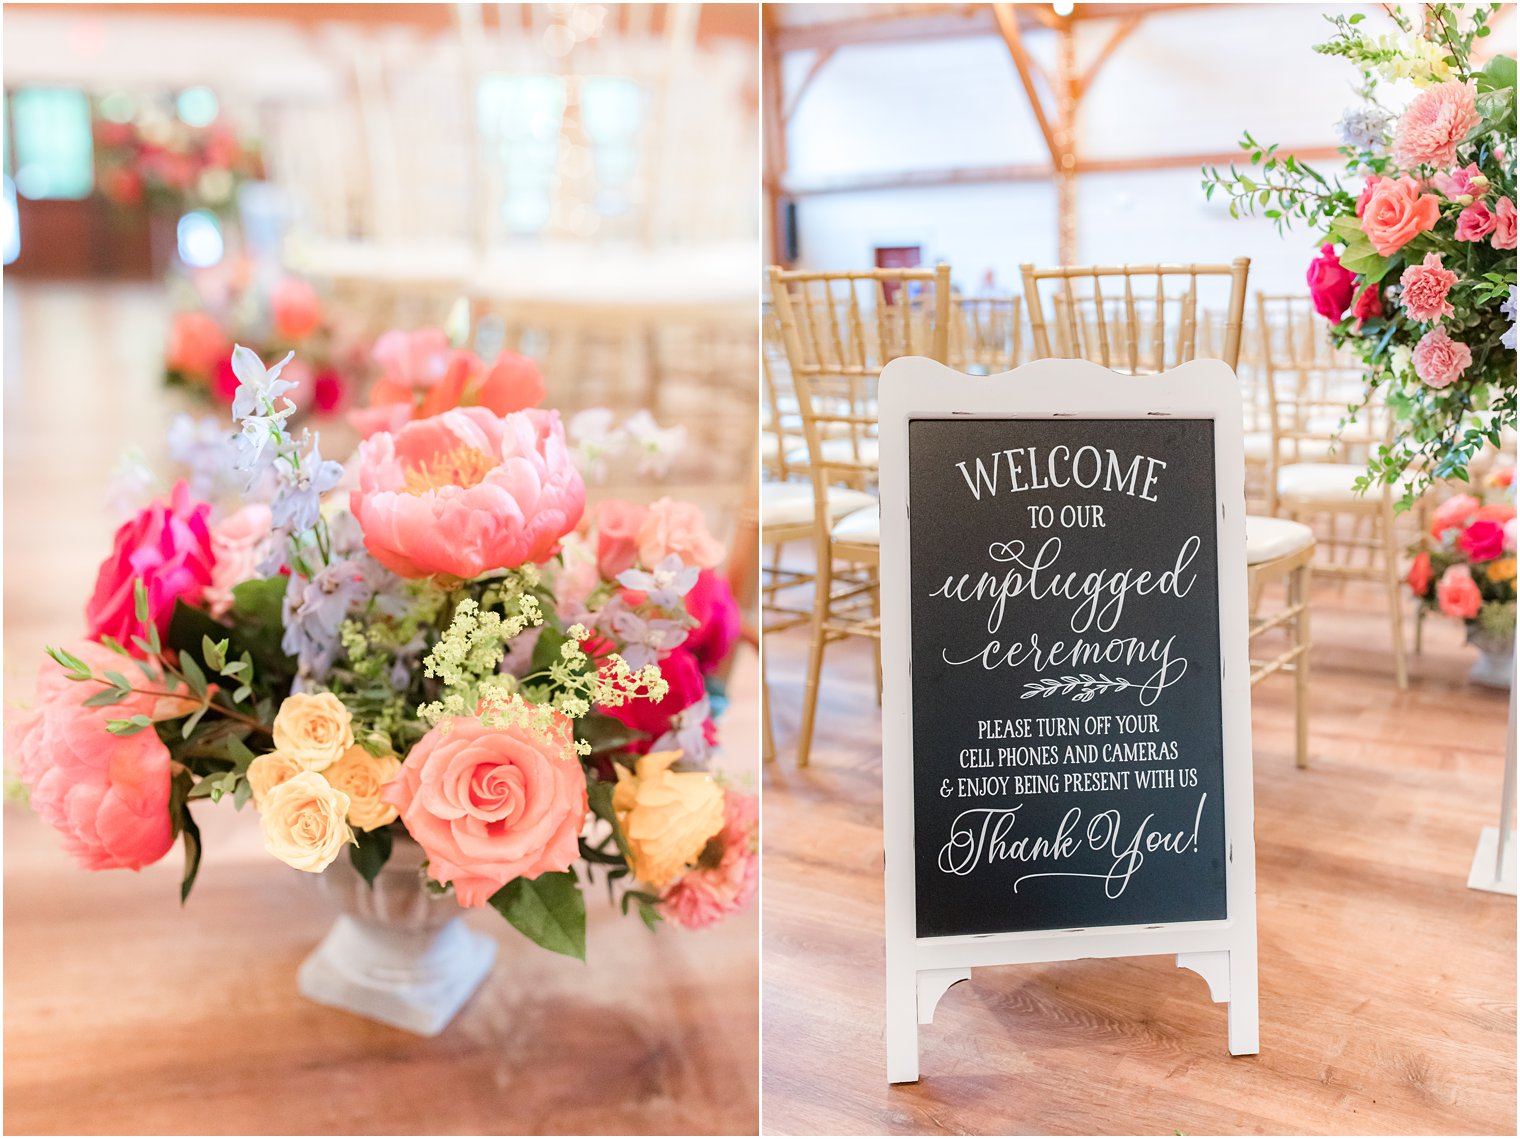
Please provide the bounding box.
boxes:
[1022,259,1315,766]
[761,305,807,484]
[949,295,1024,374]
[767,263,952,766]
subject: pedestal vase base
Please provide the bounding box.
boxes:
[1466,827,1517,896]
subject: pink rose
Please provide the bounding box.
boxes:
[1507,519,1518,555]
[595,499,650,579]
[1435,564,1482,620]
[350,406,585,579]
[659,789,758,930]
[1349,281,1384,332]
[1306,244,1356,321]
[1431,493,1480,539]
[205,503,272,618]
[165,311,229,379]
[1460,519,1507,562]
[1393,81,1482,169]
[1430,163,1489,203]
[13,640,195,870]
[605,646,708,747]
[86,481,215,651]
[1455,199,1497,242]
[271,278,323,342]
[1407,551,1433,598]
[1399,253,1458,323]
[371,327,455,390]
[384,715,588,907]
[1411,326,1472,389]
[1493,197,1517,250]
[683,569,741,675]
[1355,175,1377,218]
[210,356,239,405]
[637,497,726,570]
[1358,175,1441,256]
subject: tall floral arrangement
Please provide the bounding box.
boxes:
[1203,4,1516,508]
[94,109,261,218]
[1406,467,1517,650]
[12,344,754,957]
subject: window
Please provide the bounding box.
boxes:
[9,87,93,200]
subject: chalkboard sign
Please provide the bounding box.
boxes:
[878,358,1258,1084]
[908,416,1227,937]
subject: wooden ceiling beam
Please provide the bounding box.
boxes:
[1077,13,1142,99]
[770,7,1003,54]
[782,47,837,127]
[991,3,1061,167]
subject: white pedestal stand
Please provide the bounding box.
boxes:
[1467,668,1517,896]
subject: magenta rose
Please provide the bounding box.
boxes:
[1460,519,1506,562]
[1306,244,1356,321]
[683,570,741,675]
[1411,326,1472,389]
[1399,253,1458,323]
[605,646,708,745]
[384,715,588,907]
[85,481,215,651]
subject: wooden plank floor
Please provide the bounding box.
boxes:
[761,566,1516,1135]
[1,282,759,1136]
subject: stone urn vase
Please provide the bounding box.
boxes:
[1467,622,1516,689]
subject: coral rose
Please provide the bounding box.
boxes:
[1493,197,1517,251]
[383,714,588,906]
[1393,81,1481,169]
[1306,244,1356,321]
[259,771,353,872]
[595,499,649,579]
[1435,564,1482,620]
[613,750,724,889]
[205,503,272,618]
[351,406,585,579]
[324,745,402,831]
[659,789,758,930]
[1411,326,1472,389]
[246,751,307,809]
[166,311,230,379]
[1460,519,1507,562]
[1399,253,1458,323]
[1455,199,1497,242]
[85,481,215,651]
[1430,494,1480,539]
[637,497,726,570]
[683,569,741,675]
[1359,176,1440,256]
[12,640,196,870]
[1406,551,1434,598]
[272,692,354,771]
[271,278,323,341]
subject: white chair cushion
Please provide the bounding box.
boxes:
[1245,515,1314,565]
[831,504,880,545]
[785,437,880,468]
[760,482,876,528]
[1276,462,1365,503]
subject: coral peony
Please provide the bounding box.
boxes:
[594,499,649,579]
[85,481,215,650]
[205,503,271,618]
[1349,281,1384,331]
[683,569,741,674]
[384,714,588,906]
[1411,326,1472,389]
[1460,518,1507,562]
[1435,564,1482,620]
[1454,199,1497,242]
[351,406,585,579]
[659,789,759,930]
[1399,253,1458,323]
[1358,175,1440,256]
[1493,197,1517,251]
[1430,493,1480,538]
[353,329,545,437]
[613,750,725,889]
[1306,244,1356,321]
[1407,551,1434,598]
[166,311,230,379]
[637,497,726,571]
[13,640,195,870]
[604,646,708,745]
[271,278,323,341]
[1430,163,1488,203]
[1393,81,1481,169]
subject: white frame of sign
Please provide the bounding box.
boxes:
[878,356,1259,1084]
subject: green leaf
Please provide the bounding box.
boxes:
[488,870,587,961]
[201,635,226,672]
[179,653,209,699]
[133,579,150,625]
[586,777,633,860]
[179,809,202,905]
[350,826,394,887]
[229,577,297,682]
[107,715,152,736]
[637,898,662,932]
[46,645,93,681]
[81,687,128,708]
[180,704,208,740]
[1477,53,1515,92]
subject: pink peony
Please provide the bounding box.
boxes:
[1399,253,1458,322]
[1454,199,1497,242]
[1393,81,1482,169]
[683,569,741,675]
[659,789,758,930]
[1430,163,1488,203]
[1358,175,1441,256]
[205,504,272,618]
[384,714,588,907]
[1411,326,1472,389]
[1435,564,1482,620]
[353,331,545,438]
[166,311,229,379]
[1493,197,1517,250]
[1349,281,1384,332]
[271,278,323,341]
[637,497,726,571]
[85,481,215,650]
[1430,493,1480,539]
[1306,244,1356,321]
[350,406,585,579]
[13,640,195,870]
[605,646,708,747]
[1460,518,1506,562]
[1407,551,1433,598]
[594,499,649,580]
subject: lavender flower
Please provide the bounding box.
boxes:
[652,696,713,766]
[617,554,699,610]
[610,609,690,670]
[1335,105,1393,152]
[281,558,371,677]
[1502,286,1517,352]
[271,440,344,533]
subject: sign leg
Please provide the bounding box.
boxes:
[886,963,920,1084]
[1227,944,1260,1056]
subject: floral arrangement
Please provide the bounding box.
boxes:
[1203,4,1516,508]
[12,343,754,958]
[94,107,261,217]
[1406,466,1517,649]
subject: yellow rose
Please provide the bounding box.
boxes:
[324,745,402,832]
[613,750,724,888]
[259,771,353,873]
[246,751,306,809]
[271,692,354,771]
[1488,558,1517,586]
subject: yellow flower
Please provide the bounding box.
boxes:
[258,771,353,873]
[246,751,306,809]
[324,745,402,831]
[613,750,725,888]
[1487,558,1517,586]
[271,692,354,771]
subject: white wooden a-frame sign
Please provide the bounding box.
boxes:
[878,357,1260,1084]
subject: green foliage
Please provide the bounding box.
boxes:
[488,870,587,961]
[350,825,394,887]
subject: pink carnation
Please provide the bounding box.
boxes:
[1430,163,1488,202]
[13,640,195,870]
[1493,197,1517,250]
[1430,493,1480,539]
[1393,81,1482,169]
[659,789,758,930]
[1460,519,1507,562]
[1399,253,1458,323]
[350,406,585,579]
[205,503,272,618]
[1455,199,1497,242]
[1411,326,1472,389]
[1435,564,1482,621]
[1306,244,1356,321]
